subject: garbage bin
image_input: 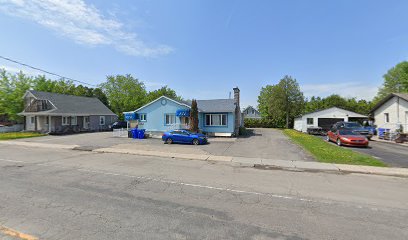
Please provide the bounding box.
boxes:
[138,129,146,139]
[128,130,132,138]
[131,128,139,139]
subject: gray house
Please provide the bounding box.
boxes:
[19,90,117,134]
[242,106,261,119]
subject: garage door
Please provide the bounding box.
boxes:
[318,118,344,131]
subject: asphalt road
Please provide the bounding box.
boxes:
[1,145,408,240]
[320,135,408,167]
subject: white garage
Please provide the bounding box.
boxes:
[294,107,367,132]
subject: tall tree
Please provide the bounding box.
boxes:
[375,61,408,101]
[146,86,181,103]
[99,74,147,117]
[0,70,32,121]
[258,75,304,128]
[189,99,199,132]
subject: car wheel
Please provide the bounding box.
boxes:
[192,139,199,145]
[326,135,330,142]
[337,138,342,146]
[166,138,173,144]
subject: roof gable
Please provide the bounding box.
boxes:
[131,96,191,113]
[371,93,408,112]
[301,107,367,118]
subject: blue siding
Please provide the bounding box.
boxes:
[135,97,189,131]
[199,112,235,133]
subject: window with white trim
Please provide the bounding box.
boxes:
[71,116,77,125]
[205,114,227,126]
[62,116,69,126]
[100,116,105,125]
[30,117,35,124]
[307,118,314,125]
[140,113,147,121]
[384,113,389,123]
[165,114,176,125]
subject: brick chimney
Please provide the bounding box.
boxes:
[233,87,240,135]
[233,87,240,107]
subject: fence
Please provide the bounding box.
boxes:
[0,124,24,133]
[112,128,128,137]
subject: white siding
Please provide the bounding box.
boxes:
[373,96,408,132]
[294,107,366,132]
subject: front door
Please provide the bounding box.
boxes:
[83,116,90,129]
[180,117,189,129]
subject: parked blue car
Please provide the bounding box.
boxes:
[162,129,208,145]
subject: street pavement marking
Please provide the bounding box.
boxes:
[77,168,317,203]
[0,225,38,240]
[0,158,25,163]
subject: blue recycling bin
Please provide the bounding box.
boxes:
[138,129,145,139]
[378,128,390,139]
[131,128,139,139]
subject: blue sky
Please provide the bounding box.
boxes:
[1,0,408,108]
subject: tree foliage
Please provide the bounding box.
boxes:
[99,74,147,118]
[304,94,374,115]
[375,61,408,102]
[145,86,181,103]
[189,99,199,132]
[258,76,304,128]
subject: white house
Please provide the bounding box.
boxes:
[371,93,408,132]
[294,107,367,132]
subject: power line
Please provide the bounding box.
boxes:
[0,55,96,87]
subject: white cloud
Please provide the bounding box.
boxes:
[0,0,173,57]
[302,81,379,101]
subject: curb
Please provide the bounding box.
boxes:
[93,147,408,178]
[3,141,408,178]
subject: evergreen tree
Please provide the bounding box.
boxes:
[189,99,199,132]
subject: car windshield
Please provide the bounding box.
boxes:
[344,122,362,128]
[339,130,359,135]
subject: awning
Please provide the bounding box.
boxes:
[176,109,190,117]
[124,112,138,121]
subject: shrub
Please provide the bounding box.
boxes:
[244,118,282,128]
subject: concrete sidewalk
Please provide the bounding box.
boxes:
[3,140,408,178]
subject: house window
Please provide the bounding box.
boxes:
[62,116,69,126]
[384,113,389,123]
[205,114,227,126]
[140,113,147,121]
[307,118,314,125]
[165,114,176,125]
[46,117,49,125]
[100,116,105,125]
[71,116,77,125]
[30,117,35,124]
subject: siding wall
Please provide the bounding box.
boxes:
[89,115,117,131]
[135,98,189,132]
[373,97,408,132]
[199,112,235,133]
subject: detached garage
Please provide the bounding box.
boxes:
[294,107,367,132]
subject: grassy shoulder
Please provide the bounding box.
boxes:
[283,129,387,167]
[0,132,46,140]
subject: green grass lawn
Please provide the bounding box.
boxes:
[0,132,46,140]
[283,129,387,167]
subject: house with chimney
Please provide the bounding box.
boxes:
[123,87,242,136]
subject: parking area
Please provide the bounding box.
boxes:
[319,135,408,168]
[13,128,314,161]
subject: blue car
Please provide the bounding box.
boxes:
[162,129,208,145]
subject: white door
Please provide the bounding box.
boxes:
[83,116,90,129]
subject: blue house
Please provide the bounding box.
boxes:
[124,87,241,136]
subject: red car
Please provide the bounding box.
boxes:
[326,129,369,147]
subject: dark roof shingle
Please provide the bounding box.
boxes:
[196,99,236,112]
[26,90,116,115]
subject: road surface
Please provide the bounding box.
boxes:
[0,144,407,239]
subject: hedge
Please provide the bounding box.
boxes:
[244,118,283,128]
